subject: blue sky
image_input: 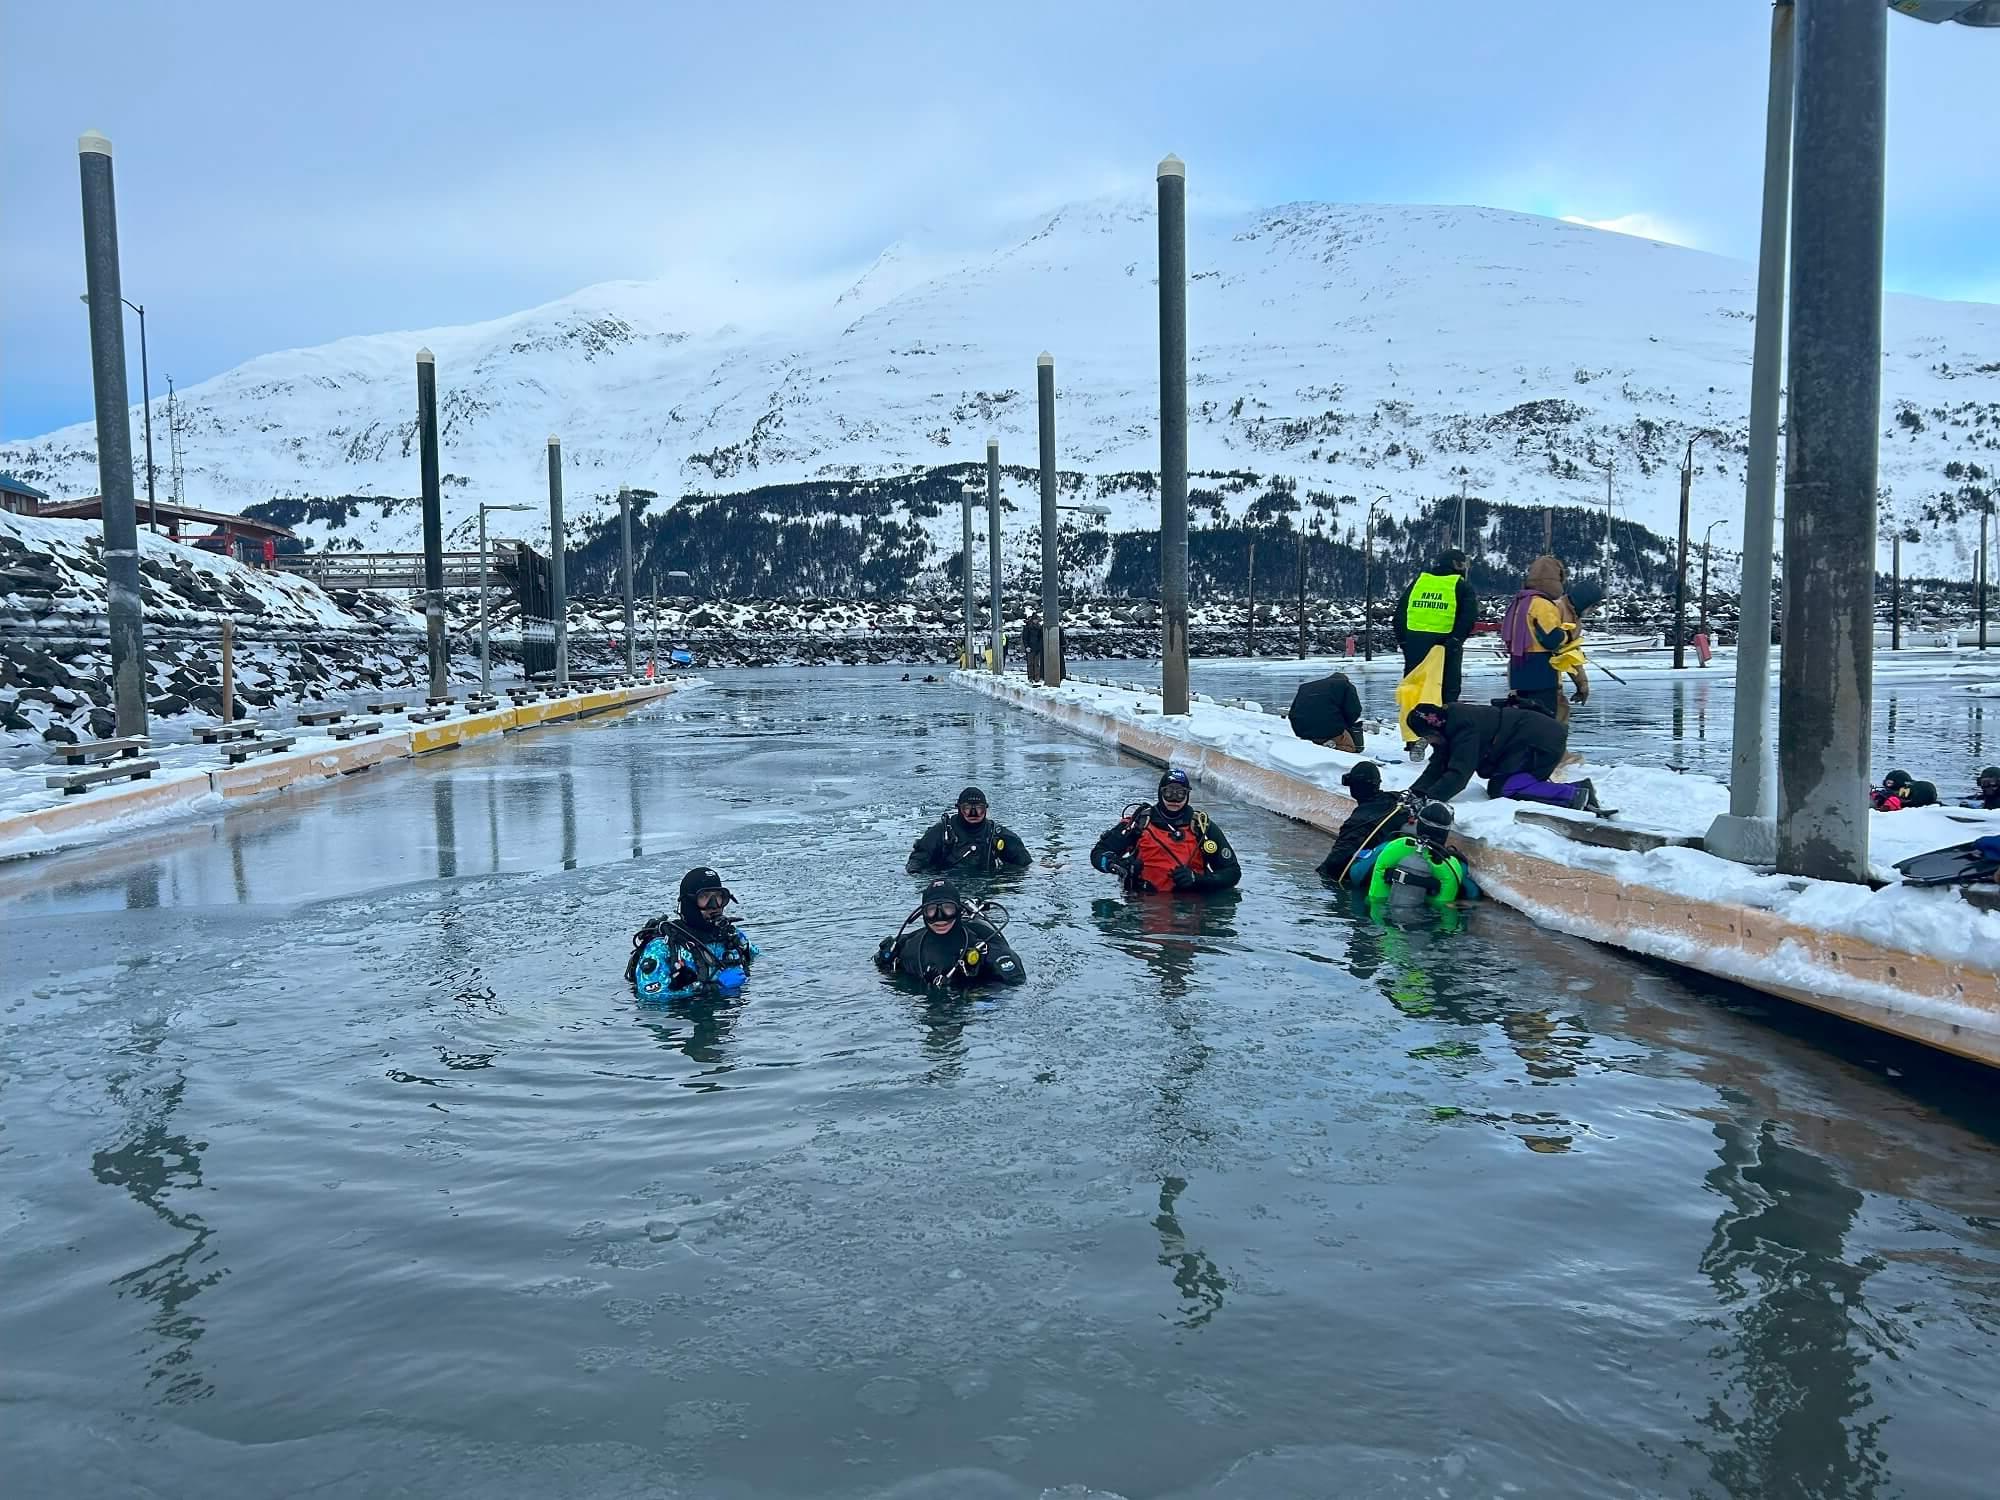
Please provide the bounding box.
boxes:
[3,1,1994,440]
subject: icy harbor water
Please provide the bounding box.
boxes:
[2,667,1998,1499]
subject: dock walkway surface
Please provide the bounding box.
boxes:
[963,670,2000,1067]
[0,679,689,861]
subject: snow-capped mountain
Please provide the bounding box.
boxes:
[5,196,1996,580]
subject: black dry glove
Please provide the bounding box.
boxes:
[1170,865,1197,890]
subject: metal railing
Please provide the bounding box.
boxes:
[273,543,524,591]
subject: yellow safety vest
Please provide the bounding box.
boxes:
[1404,572,1460,635]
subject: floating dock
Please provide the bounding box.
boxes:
[965,672,2000,1069]
[0,679,682,861]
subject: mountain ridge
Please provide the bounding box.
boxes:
[4,196,1995,584]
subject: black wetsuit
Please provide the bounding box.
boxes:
[876,915,1026,989]
[1090,803,1243,894]
[1875,780,1940,809]
[1317,791,1411,881]
[906,814,1033,875]
[1288,673,1365,748]
[1407,702,1569,803]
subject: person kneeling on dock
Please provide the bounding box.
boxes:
[1870,769,1940,811]
[1403,703,1604,813]
[1091,768,1243,894]
[1287,671,1365,752]
[1363,800,1477,906]
[627,866,758,1001]
[1318,760,1410,884]
[875,878,1026,990]
[906,785,1033,875]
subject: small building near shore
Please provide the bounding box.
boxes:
[0,473,49,516]
[34,494,297,566]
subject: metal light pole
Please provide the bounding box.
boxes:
[1674,438,1695,669]
[416,348,447,698]
[1981,503,1990,650]
[1037,352,1062,686]
[618,486,637,676]
[1777,0,1886,885]
[77,131,148,738]
[960,482,978,668]
[478,502,531,693]
[1891,532,1902,651]
[1158,153,1190,714]
[82,292,157,533]
[1295,530,1308,659]
[1601,463,1615,579]
[986,440,1003,674]
[1711,0,1795,861]
[1246,539,1257,658]
[547,436,569,687]
[1456,467,1468,552]
[1700,519,1727,641]
[1364,494,1387,663]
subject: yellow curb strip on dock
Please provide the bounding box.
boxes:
[0,681,680,859]
[966,673,2000,1068]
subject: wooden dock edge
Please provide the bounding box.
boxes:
[966,674,2000,1068]
[0,680,683,860]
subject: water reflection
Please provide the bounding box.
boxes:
[89,1022,219,1404]
[123,864,162,910]
[560,766,578,872]
[628,754,645,860]
[915,994,976,1083]
[638,998,741,1085]
[486,774,501,873]
[1090,893,1239,1330]
[1695,1106,1888,1498]
[1336,892,1598,1150]
[431,776,457,880]
[1153,1175,1229,1330]
[1090,891,1240,1000]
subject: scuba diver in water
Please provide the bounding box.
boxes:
[875,877,1026,989]
[1963,765,2000,811]
[906,785,1033,874]
[1318,760,1412,884]
[626,866,759,1001]
[1090,768,1243,895]
[1870,768,1940,811]
[1362,800,1477,906]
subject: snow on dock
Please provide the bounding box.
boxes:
[963,670,2000,1067]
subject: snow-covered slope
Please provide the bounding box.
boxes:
[5,198,1996,577]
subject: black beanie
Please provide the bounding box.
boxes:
[1406,705,1449,740]
[921,877,963,911]
[1341,760,1383,795]
[956,786,988,807]
[677,867,732,921]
